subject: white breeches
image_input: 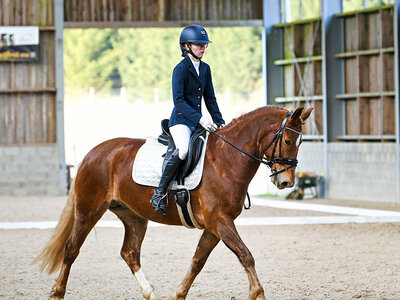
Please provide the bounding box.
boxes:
[169,124,192,160]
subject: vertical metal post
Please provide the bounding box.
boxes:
[264,0,283,106]
[263,0,282,193]
[321,0,343,198]
[299,0,303,20]
[284,0,291,22]
[55,0,67,194]
[395,1,400,203]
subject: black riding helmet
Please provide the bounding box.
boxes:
[179,25,212,59]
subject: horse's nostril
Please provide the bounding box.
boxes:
[281,181,290,188]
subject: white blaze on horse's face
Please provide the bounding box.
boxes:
[271,169,295,189]
[270,132,300,189]
[296,134,301,148]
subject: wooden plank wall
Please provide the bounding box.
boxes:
[338,6,395,139]
[0,0,56,145]
[2,2,395,144]
[64,0,263,24]
[280,19,323,137]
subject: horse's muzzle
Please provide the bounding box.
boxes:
[271,172,295,189]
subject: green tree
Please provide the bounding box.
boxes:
[283,0,390,19]
[64,27,264,101]
[205,27,263,94]
[113,27,262,102]
[343,0,389,12]
[64,29,120,90]
[114,28,181,101]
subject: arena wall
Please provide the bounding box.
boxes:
[266,142,397,203]
[0,145,65,196]
[327,142,397,202]
[0,0,66,196]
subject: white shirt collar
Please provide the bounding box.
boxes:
[189,56,200,75]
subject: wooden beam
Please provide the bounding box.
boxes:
[335,91,395,99]
[158,0,164,22]
[336,134,396,140]
[63,20,263,28]
[275,95,323,102]
[0,88,56,94]
[335,4,394,18]
[39,26,56,31]
[274,17,321,28]
[274,55,322,65]
[335,47,394,58]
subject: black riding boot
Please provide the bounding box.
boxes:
[150,150,183,215]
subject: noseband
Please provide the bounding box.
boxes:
[262,112,302,177]
[211,112,302,177]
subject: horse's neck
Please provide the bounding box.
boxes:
[215,109,283,183]
[224,109,282,155]
[226,120,261,152]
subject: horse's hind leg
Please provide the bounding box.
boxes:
[109,202,158,300]
[173,230,220,300]
[51,199,109,299]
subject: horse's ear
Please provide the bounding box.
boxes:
[300,107,313,124]
[290,107,304,124]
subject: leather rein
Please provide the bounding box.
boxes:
[211,112,302,177]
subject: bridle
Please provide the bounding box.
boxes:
[211,112,302,177]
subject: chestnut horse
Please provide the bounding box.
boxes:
[34,105,312,300]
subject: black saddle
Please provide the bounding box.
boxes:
[158,119,206,181]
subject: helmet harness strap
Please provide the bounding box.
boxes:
[181,43,200,60]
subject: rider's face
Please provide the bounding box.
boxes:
[187,43,208,60]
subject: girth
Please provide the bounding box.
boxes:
[158,119,206,181]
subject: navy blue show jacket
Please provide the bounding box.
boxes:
[168,55,225,128]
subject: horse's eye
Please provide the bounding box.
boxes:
[284,139,291,146]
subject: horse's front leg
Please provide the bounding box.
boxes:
[215,217,265,300]
[173,230,220,300]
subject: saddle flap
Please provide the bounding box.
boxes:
[157,119,206,180]
[176,128,206,180]
[158,119,171,146]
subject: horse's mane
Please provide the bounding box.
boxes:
[224,105,289,129]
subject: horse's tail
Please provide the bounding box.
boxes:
[32,179,76,274]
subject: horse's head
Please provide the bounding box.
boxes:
[258,107,313,189]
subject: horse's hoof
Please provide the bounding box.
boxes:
[50,285,65,299]
[172,294,186,300]
[147,291,160,300]
[142,286,159,300]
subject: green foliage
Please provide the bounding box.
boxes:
[114,28,181,101]
[64,2,393,98]
[205,27,263,94]
[282,0,391,20]
[286,0,320,20]
[64,29,120,90]
[64,27,263,102]
[343,0,389,12]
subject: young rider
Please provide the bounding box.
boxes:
[150,24,225,215]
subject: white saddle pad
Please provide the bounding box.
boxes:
[132,135,208,190]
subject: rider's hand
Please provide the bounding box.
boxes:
[199,116,218,132]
